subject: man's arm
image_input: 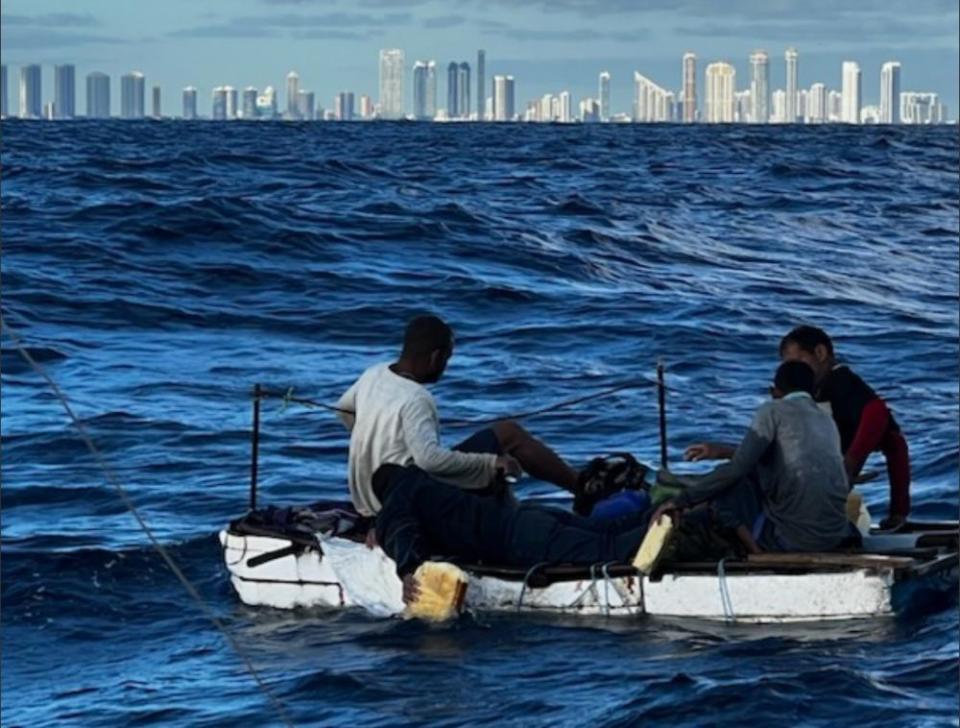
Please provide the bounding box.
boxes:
[402,397,498,487]
[335,380,358,431]
[673,405,776,509]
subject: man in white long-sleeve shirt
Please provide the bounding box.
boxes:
[337,315,580,517]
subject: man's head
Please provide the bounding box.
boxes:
[778,325,834,380]
[771,360,816,399]
[400,315,454,383]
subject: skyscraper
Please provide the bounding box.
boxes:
[900,92,944,124]
[413,61,436,120]
[297,90,315,120]
[785,48,798,123]
[808,83,827,123]
[212,87,228,120]
[492,75,515,121]
[54,64,76,119]
[242,87,258,119]
[841,61,861,124]
[477,50,486,119]
[1,65,7,118]
[256,87,277,119]
[335,91,355,121]
[151,86,161,119]
[557,90,572,123]
[120,72,146,119]
[458,62,471,118]
[827,90,843,122]
[20,64,42,119]
[749,51,769,123]
[360,95,374,119]
[86,73,110,118]
[880,61,901,124]
[379,49,405,119]
[771,89,787,123]
[182,87,198,119]
[682,53,697,122]
[705,63,736,123]
[599,71,611,122]
[634,73,671,122]
[286,72,300,119]
[446,62,459,119]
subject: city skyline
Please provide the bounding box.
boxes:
[1,46,952,124]
[1,0,957,116]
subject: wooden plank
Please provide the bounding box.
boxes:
[747,552,915,570]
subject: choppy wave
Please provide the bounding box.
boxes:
[2,120,958,726]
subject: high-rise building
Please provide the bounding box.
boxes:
[335,91,356,121]
[492,75,515,121]
[705,62,736,123]
[1,65,7,118]
[446,62,459,118]
[599,71,611,122]
[86,72,110,118]
[827,89,843,122]
[54,64,76,119]
[379,49,405,119]
[151,86,161,119]
[182,87,198,119]
[860,106,881,124]
[360,94,374,119]
[901,92,945,124]
[20,64,42,119]
[297,90,315,120]
[735,90,752,123]
[880,61,901,124]
[256,87,277,118]
[477,50,486,119]
[120,72,146,119]
[212,86,238,120]
[458,62,471,118]
[841,61,861,124]
[771,89,786,123]
[413,61,436,120]
[807,83,827,123]
[580,97,600,123]
[633,73,672,122]
[682,52,697,122]
[242,87,258,119]
[286,71,300,119]
[785,48,799,123]
[558,91,572,123]
[749,51,769,123]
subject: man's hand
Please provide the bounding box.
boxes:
[650,499,683,527]
[365,527,378,550]
[684,442,733,461]
[495,454,522,479]
[402,573,421,605]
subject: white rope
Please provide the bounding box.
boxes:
[1,317,295,728]
[717,558,736,623]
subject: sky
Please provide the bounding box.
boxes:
[2,0,958,118]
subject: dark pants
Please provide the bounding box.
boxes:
[375,466,649,578]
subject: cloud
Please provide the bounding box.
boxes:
[422,15,467,29]
[484,27,648,43]
[1,12,101,28]
[0,29,124,48]
[172,10,413,39]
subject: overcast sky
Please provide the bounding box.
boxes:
[2,0,958,117]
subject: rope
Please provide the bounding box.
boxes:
[717,557,736,624]
[516,562,550,610]
[261,377,658,428]
[1,318,295,728]
[601,562,618,616]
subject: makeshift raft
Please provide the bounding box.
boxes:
[220,501,959,623]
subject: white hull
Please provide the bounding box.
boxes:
[219,529,958,623]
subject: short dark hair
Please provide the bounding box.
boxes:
[774,361,816,395]
[779,325,834,357]
[402,315,453,357]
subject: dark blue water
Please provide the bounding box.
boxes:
[2,120,958,727]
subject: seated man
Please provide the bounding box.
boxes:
[336,314,580,518]
[779,325,911,528]
[652,361,852,554]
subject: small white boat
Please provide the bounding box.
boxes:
[220,502,959,623]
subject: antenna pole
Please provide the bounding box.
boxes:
[250,383,261,511]
[657,361,668,468]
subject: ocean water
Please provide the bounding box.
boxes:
[2,120,958,727]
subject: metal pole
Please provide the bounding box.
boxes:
[657,360,668,468]
[250,383,261,511]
